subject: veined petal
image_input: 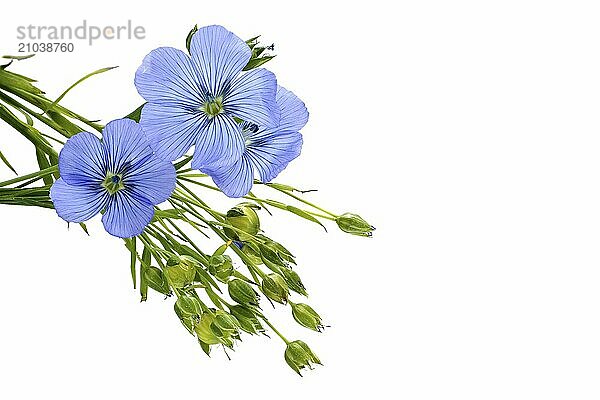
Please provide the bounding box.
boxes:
[224,68,279,127]
[203,156,254,198]
[135,47,205,106]
[124,154,176,205]
[275,86,309,132]
[58,132,106,186]
[190,114,244,170]
[246,130,303,182]
[101,190,154,238]
[140,103,205,161]
[102,119,153,174]
[50,178,108,223]
[190,25,251,96]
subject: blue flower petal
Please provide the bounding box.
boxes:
[101,190,154,238]
[203,156,254,198]
[190,114,244,169]
[140,103,205,162]
[58,132,106,186]
[50,178,108,223]
[275,86,309,132]
[102,119,154,174]
[190,25,251,96]
[246,130,303,182]
[135,47,204,106]
[224,68,279,128]
[124,154,176,205]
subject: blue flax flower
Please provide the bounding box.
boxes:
[202,86,308,198]
[49,119,176,238]
[134,24,279,170]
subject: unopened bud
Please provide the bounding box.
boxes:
[228,278,260,307]
[144,266,170,295]
[164,256,197,288]
[224,203,260,241]
[291,303,324,332]
[261,273,289,304]
[284,340,321,376]
[335,213,375,237]
[208,254,234,283]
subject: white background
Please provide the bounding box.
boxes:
[0,1,599,399]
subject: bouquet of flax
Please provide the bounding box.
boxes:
[0,24,373,375]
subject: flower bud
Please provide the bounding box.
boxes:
[281,268,308,296]
[174,295,201,335]
[335,213,375,237]
[291,303,324,332]
[228,278,260,307]
[194,312,220,345]
[284,340,321,376]
[261,273,289,304]
[224,203,260,241]
[143,266,170,295]
[241,243,263,265]
[229,305,264,335]
[208,254,234,283]
[164,256,197,288]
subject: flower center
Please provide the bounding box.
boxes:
[201,96,224,117]
[102,172,125,195]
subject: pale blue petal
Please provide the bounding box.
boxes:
[101,190,154,238]
[190,114,244,169]
[102,119,153,174]
[124,155,176,205]
[189,25,251,96]
[202,156,254,198]
[58,132,106,186]
[223,68,279,127]
[246,130,303,182]
[275,86,309,132]
[135,47,205,106]
[140,103,205,161]
[50,178,108,223]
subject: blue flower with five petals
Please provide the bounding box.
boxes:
[202,86,308,197]
[49,119,176,238]
[134,25,280,170]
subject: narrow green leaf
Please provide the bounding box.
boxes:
[0,149,17,174]
[243,56,275,71]
[140,247,151,301]
[186,25,198,53]
[2,54,35,60]
[45,66,118,114]
[124,103,145,122]
[35,150,54,185]
[286,205,327,232]
[124,238,137,289]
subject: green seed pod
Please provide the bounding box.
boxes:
[224,203,260,241]
[143,266,170,295]
[241,243,263,265]
[291,303,324,332]
[208,254,234,283]
[174,300,197,335]
[212,310,240,333]
[284,340,322,376]
[335,213,375,237]
[229,305,264,335]
[175,295,202,318]
[228,278,260,307]
[261,273,290,304]
[164,256,197,288]
[281,268,308,296]
[194,312,220,345]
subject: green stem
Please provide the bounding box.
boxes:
[260,317,290,345]
[0,165,58,188]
